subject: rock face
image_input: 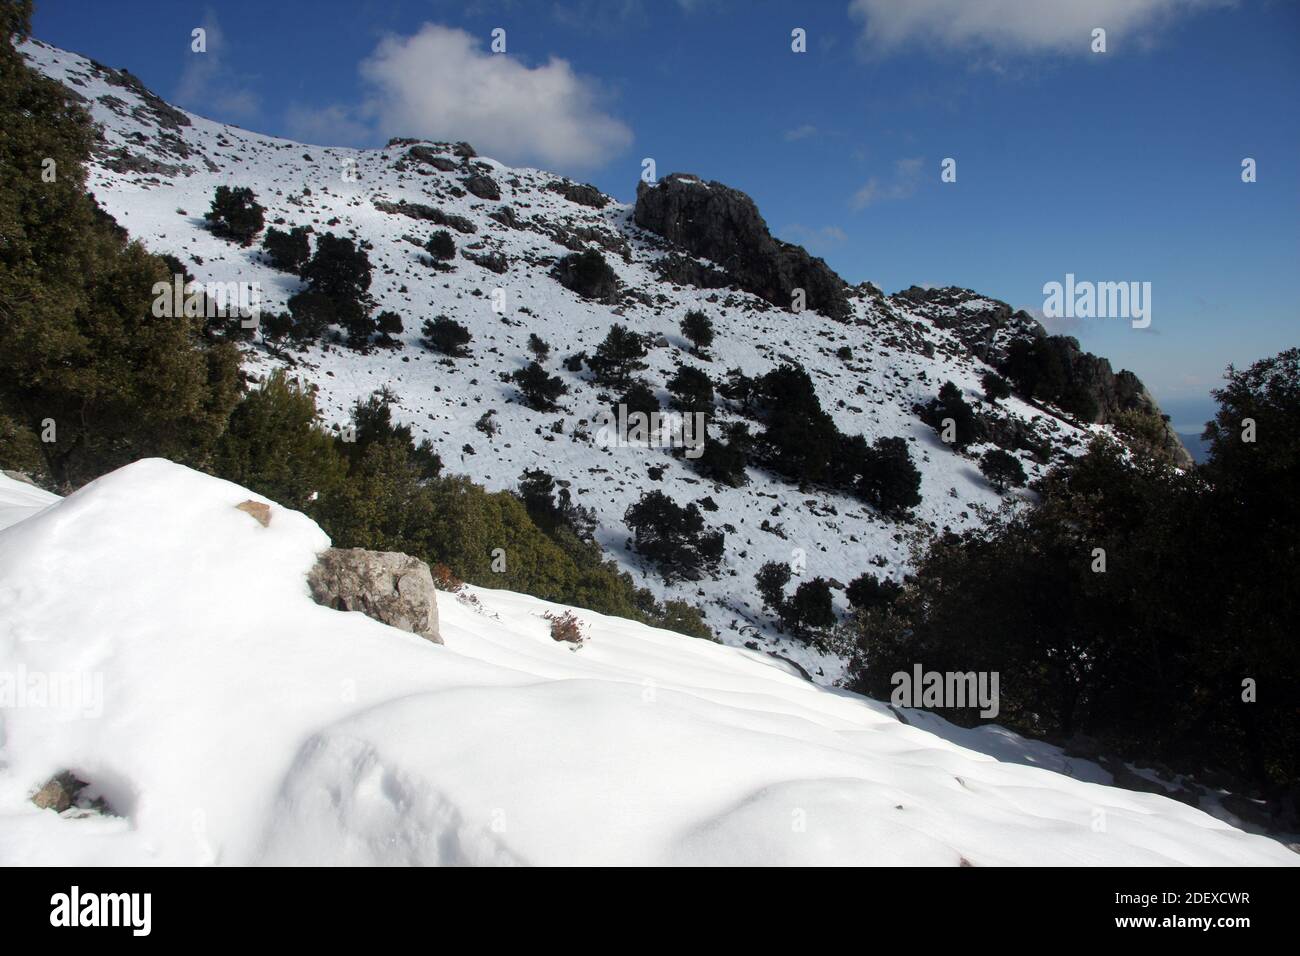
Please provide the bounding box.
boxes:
[547,179,609,209]
[634,173,850,321]
[464,172,501,201]
[307,548,442,644]
[893,286,1041,364]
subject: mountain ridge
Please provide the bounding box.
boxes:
[20,37,1190,679]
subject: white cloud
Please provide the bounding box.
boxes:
[851,157,923,210]
[284,104,372,147]
[848,0,1231,55]
[292,23,632,170]
[784,124,818,141]
[783,223,848,251]
[175,11,260,120]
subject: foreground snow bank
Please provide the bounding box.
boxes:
[0,461,1292,865]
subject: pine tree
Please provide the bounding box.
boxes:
[511,362,567,411]
[205,185,265,246]
[262,225,311,273]
[425,230,456,261]
[0,13,240,487]
[527,333,550,362]
[979,448,1027,492]
[213,371,348,509]
[667,365,714,414]
[624,490,724,582]
[681,310,714,354]
[302,232,372,303]
[588,324,648,387]
[421,316,472,356]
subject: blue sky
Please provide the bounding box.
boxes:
[31,0,1299,429]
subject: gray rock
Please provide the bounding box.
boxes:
[406,146,458,171]
[307,548,442,644]
[464,173,501,201]
[546,179,609,209]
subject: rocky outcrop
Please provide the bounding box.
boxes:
[406,145,458,171]
[893,286,1040,364]
[373,200,477,234]
[307,548,442,644]
[653,253,733,290]
[464,173,501,201]
[546,179,609,209]
[634,173,850,321]
[896,285,1193,467]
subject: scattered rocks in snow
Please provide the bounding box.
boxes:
[307,547,442,644]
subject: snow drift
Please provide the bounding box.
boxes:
[0,461,1292,865]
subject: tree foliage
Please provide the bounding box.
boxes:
[205,186,265,246]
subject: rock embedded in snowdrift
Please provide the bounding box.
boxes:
[31,771,88,812]
[235,499,271,526]
[307,548,442,644]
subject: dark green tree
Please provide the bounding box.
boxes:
[511,362,567,411]
[425,230,456,261]
[624,490,724,582]
[681,310,714,354]
[588,323,648,387]
[422,316,472,357]
[205,185,265,246]
[262,225,310,273]
[667,365,714,415]
[979,448,1027,492]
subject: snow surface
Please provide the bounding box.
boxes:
[0,461,1292,866]
[19,38,1105,682]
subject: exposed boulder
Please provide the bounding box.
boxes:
[546,179,609,209]
[406,146,458,171]
[634,173,849,320]
[307,548,442,644]
[235,499,271,526]
[373,200,477,234]
[464,173,501,201]
[31,770,111,815]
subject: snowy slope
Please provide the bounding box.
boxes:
[22,39,1109,680]
[0,460,1292,866]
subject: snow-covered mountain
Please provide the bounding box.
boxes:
[1,461,1291,866]
[19,38,1188,680]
